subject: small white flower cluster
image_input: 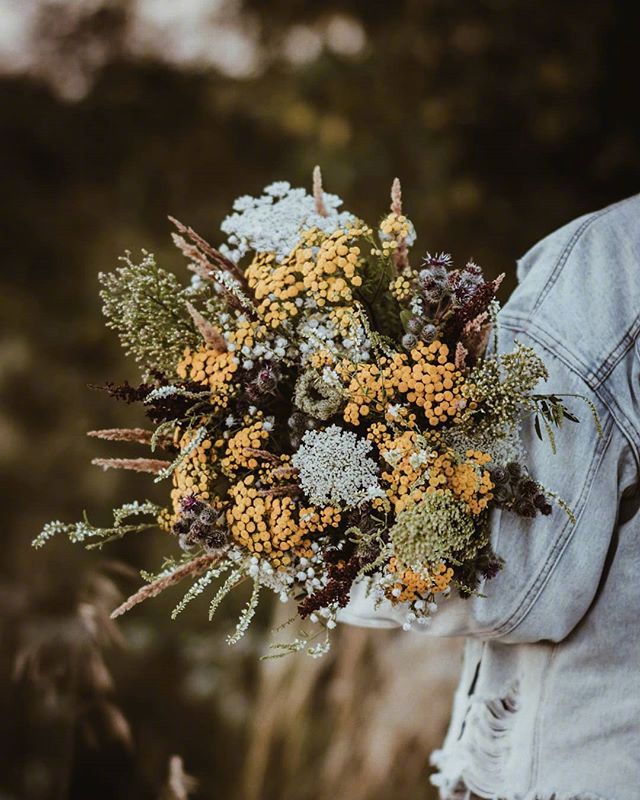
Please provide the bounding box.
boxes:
[307,639,332,659]
[220,181,354,263]
[408,449,430,470]
[292,425,384,508]
[234,540,334,618]
[144,385,179,402]
[294,543,329,596]
[409,294,424,317]
[382,448,402,467]
[211,269,255,312]
[113,500,161,526]
[373,569,450,630]
[230,547,293,601]
[218,311,296,368]
[297,313,371,363]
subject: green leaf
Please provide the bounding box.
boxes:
[400,308,414,332]
[534,414,543,441]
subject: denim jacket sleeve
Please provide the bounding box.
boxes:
[339,195,640,644]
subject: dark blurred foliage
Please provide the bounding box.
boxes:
[1,1,639,798]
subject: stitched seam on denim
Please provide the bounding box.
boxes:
[499,314,593,381]
[494,421,613,639]
[499,317,640,462]
[595,312,640,385]
[592,370,640,467]
[529,645,556,792]
[531,207,613,315]
[505,301,640,389]
[530,196,637,317]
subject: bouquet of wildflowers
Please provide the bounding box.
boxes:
[35,169,593,657]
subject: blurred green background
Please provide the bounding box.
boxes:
[1,1,639,798]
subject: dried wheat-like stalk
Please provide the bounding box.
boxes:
[111,554,221,619]
[91,457,171,474]
[313,165,329,217]
[390,177,403,215]
[270,465,299,481]
[390,177,409,271]
[455,342,468,370]
[171,232,212,282]
[87,428,168,446]
[462,309,493,360]
[243,448,282,464]
[185,302,227,350]
[256,484,301,498]
[169,215,246,284]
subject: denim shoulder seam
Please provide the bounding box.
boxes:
[498,314,592,381]
[531,207,613,315]
[594,312,640,386]
[530,197,634,316]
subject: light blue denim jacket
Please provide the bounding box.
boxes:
[338,195,640,800]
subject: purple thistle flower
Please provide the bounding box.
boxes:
[180,494,199,512]
[422,252,453,269]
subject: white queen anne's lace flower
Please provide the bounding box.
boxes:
[219,183,354,263]
[292,425,384,508]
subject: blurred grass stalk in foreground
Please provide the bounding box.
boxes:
[244,602,461,800]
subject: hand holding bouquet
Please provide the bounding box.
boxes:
[35,169,595,657]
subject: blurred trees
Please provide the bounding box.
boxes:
[1,1,639,798]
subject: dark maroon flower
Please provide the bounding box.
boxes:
[181,494,199,512]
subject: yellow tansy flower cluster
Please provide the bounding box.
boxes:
[244,227,367,330]
[300,228,364,306]
[339,355,405,425]
[227,317,264,352]
[328,305,359,338]
[396,341,469,425]
[309,349,335,369]
[380,212,413,242]
[339,341,468,428]
[220,419,270,478]
[366,423,493,515]
[390,273,414,301]
[371,213,413,258]
[226,476,315,570]
[177,346,239,410]
[299,505,342,533]
[245,251,304,328]
[157,507,174,532]
[385,557,454,604]
[429,449,493,515]
[438,450,493,515]
[367,423,430,512]
[169,428,217,515]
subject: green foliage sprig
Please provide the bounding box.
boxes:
[531,393,602,453]
[100,251,198,379]
[464,342,548,437]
